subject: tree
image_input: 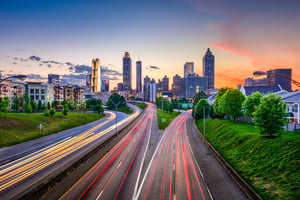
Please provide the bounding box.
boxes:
[12,95,20,111]
[95,104,104,114]
[156,97,173,112]
[194,99,210,119]
[26,104,33,113]
[23,92,30,111]
[253,94,287,137]
[220,89,245,121]
[50,108,55,116]
[30,99,37,112]
[47,102,51,110]
[242,92,264,117]
[38,100,42,110]
[213,87,229,118]
[106,93,126,110]
[0,97,10,118]
[193,91,207,105]
[63,104,69,115]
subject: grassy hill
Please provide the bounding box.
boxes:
[0,112,104,148]
[195,119,300,200]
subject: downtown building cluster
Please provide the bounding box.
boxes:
[110,49,215,102]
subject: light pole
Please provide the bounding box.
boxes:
[111,100,121,136]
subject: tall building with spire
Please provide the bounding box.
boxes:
[203,48,215,90]
[184,62,194,78]
[136,61,142,92]
[91,58,101,93]
[123,52,132,92]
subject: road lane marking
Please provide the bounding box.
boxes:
[132,105,154,199]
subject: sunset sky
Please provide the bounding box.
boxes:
[1,0,300,90]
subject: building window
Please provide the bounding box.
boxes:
[30,89,34,94]
[292,104,299,112]
[41,95,45,100]
[41,89,45,94]
[30,95,34,100]
[35,95,39,100]
[35,89,39,94]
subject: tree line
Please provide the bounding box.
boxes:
[193,88,287,137]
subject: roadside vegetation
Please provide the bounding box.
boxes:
[157,110,181,130]
[0,112,104,148]
[131,102,147,110]
[195,118,300,199]
[106,93,133,114]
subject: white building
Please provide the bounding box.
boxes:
[276,91,300,124]
[26,82,54,105]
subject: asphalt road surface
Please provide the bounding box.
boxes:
[59,102,161,200]
[59,108,247,200]
[0,107,140,200]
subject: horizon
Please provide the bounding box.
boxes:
[1,0,299,90]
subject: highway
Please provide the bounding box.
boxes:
[0,106,140,200]
[134,110,247,200]
[134,111,212,200]
[59,107,247,200]
[59,102,160,200]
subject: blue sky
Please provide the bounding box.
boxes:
[1,0,300,89]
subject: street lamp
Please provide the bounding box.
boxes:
[111,100,121,136]
[0,75,27,83]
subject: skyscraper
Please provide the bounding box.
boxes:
[184,62,194,78]
[172,74,181,97]
[123,52,132,92]
[162,75,169,91]
[136,61,142,93]
[203,48,215,90]
[91,58,101,93]
[267,68,292,91]
[48,74,59,84]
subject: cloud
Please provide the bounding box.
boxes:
[25,74,47,80]
[149,66,159,69]
[101,66,122,76]
[29,56,42,61]
[42,60,63,65]
[13,62,18,65]
[102,75,120,81]
[65,62,73,66]
[47,64,52,68]
[74,65,92,73]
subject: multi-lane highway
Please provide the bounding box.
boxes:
[58,107,247,200]
[0,102,249,200]
[59,102,160,200]
[0,106,140,200]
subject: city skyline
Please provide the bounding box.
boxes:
[1,0,300,90]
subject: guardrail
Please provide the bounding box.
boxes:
[17,105,145,200]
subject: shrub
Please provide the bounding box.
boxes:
[50,109,55,116]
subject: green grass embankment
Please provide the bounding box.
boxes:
[131,103,147,110]
[157,110,180,130]
[108,105,133,114]
[196,118,300,200]
[0,112,104,148]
